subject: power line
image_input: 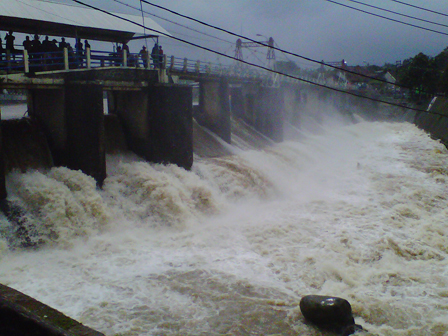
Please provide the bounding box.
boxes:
[111,0,234,46]
[390,0,448,18]
[69,0,440,116]
[347,0,448,29]
[139,0,445,97]
[325,0,448,37]
[138,1,412,90]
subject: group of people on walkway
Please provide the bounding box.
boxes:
[116,43,164,69]
[0,30,92,70]
[130,43,164,69]
[1,30,165,71]
[149,43,164,69]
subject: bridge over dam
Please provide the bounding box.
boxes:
[0,62,364,195]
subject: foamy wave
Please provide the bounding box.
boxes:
[6,167,110,247]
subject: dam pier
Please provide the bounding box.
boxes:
[0,63,304,195]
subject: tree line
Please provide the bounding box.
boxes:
[388,47,448,101]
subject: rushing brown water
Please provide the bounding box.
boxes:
[0,104,447,335]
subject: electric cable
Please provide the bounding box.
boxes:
[390,0,448,18]
[138,0,442,95]
[139,0,148,51]
[347,0,448,29]
[69,0,442,116]
[111,0,234,45]
[325,0,448,37]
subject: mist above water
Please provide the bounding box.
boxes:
[0,105,447,336]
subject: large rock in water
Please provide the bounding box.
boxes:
[300,295,362,335]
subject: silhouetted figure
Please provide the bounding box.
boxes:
[0,37,4,62]
[5,30,16,59]
[151,43,159,68]
[158,45,164,69]
[22,36,32,52]
[42,36,51,52]
[115,45,123,66]
[30,34,42,69]
[41,36,53,69]
[139,46,148,68]
[59,37,67,51]
[67,43,76,68]
[122,42,129,54]
[50,39,59,68]
[75,38,83,67]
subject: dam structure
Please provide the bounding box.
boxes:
[0,1,425,336]
[0,0,364,202]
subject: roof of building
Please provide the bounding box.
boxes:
[0,0,171,42]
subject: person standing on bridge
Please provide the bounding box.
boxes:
[84,40,91,64]
[0,37,4,62]
[23,36,32,53]
[59,37,67,51]
[5,30,16,60]
[158,45,164,69]
[30,34,42,69]
[139,46,148,68]
[75,38,84,68]
[151,43,159,68]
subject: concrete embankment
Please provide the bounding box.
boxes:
[0,284,104,336]
[414,97,448,146]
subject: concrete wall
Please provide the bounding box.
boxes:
[196,79,231,143]
[111,85,193,170]
[0,284,104,336]
[415,97,448,146]
[104,114,128,154]
[232,83,284,143]
[29,84,106,186]
[254,87,284,142]
[1,118,53,174]
[28,89,66,165]
[64,83,106,186]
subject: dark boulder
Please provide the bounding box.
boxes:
[300,295,363,335]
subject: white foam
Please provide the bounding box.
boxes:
[1,118,447,335]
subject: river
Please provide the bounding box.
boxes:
[0,103,447,335]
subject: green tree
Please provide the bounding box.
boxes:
[398,53,437,100]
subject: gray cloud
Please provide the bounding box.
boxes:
[31,0,448,67]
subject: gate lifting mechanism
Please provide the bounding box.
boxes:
[234,37,275,62]
[234,37,277,87]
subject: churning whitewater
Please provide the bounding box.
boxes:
[0,113,448,335]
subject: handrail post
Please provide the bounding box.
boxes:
[23,50,29,73]
[86,47,91,69]
[170,55,174,71]
[64,47,69,70]
[183,58,188,72]
[123,50,127,67]
[207,62,212,74]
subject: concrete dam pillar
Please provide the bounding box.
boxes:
[64,83,106,186]
[111,85,193,170]
[196,78,231,143]
[29,84,106,186]
[254,87,284,143]
[28,89,65,166]
[235,83,284,142]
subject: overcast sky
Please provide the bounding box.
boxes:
[30,0,448,68]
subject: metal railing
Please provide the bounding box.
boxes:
[0,47,329,88]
